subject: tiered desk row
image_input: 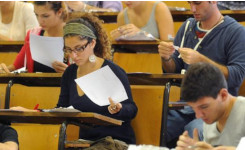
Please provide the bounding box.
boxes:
[1,9,245,150]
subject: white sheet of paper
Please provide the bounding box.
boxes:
[30,33,64,68]
[237,137,245,150]
[75,65,128,106]
[116,31,157,41]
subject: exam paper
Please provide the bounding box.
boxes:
[116,31,157,41]
[30,34,64,69]
[75,65,128,106]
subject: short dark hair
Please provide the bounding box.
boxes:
[181,62,227,102]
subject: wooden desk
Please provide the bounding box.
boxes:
[0,73,184,146]
[172,10,245,22]
[69,12,118,23]
[0,111,122,150]
[112,41,160,53]
[0,41,23,52]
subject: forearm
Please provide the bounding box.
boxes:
[200,55,228,79]
[162,58,176,73]
[0,142,18,150]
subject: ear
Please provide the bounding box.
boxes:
[89,39,96,50]
[219,88,228,102]
[56,8,63,18]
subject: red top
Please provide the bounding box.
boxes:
[13,27,42,73]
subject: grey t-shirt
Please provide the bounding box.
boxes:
[203,96,245,146]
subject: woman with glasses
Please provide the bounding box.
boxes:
[11,14,138,147]
[0,1,68,73]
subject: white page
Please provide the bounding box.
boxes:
[75,65,128,106]
[116,31,157,41]
[237,137,245,150]
[30,33,64,68]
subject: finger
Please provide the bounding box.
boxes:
[1,63,10,73]
[193,128,199,142]
[109,97,115,105]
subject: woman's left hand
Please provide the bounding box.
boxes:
[108,97,122,114]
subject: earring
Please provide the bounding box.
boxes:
[89,54,96,63]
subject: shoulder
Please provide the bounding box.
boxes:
[16,1,34,10]
[25,27,43,41]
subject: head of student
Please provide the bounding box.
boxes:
[188,1,219,21]
[34,1,67,30]
[181,62,228,124]
[63,14,111,66]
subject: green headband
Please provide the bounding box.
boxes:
[63,23,97,39]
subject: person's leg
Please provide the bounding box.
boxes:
[184,118,203,140]
[166,106,196,148]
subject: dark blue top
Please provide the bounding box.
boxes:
[57,59,137,144]
[0,124,18,144]
[172,16,245,96]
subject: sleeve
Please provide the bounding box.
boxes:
[0,124,18,144]
[22,2,39,33]
[56,66,72,108]
[102,1,123,12]
[225,26,245,92]
[170,20,189,73]
[109,64,138,121]
[13,30,30,70]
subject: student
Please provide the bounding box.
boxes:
[66,1,123,12]
[11,14,138,146]
[110,1,174,41]
[176,62,245,150]
[0,1,68,73]
[158,1,245,147]
[0,123,18,150]
[0,1,39,41]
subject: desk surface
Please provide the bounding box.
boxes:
[0,111,122,126]
[0,73,62,86]
[112,41,160,53]
[0,41,24,52]
[0,73,184,86]
[68,10,245,23]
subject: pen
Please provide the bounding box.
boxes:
[33,104,39,110]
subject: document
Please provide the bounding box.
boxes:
[75,65,128,106]
[42,106,81,113]
[116,31,157,41]
[30,34,64,69]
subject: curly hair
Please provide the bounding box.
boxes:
[65,13,112,60]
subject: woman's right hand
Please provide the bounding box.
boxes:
[10,106,38,112]
[0,63,11,73]
[158,41,175,60]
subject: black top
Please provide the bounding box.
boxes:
[57,59,137,144]
[0,124,18,144]
[33,29,56,73]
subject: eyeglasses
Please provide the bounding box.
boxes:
[63,41,90,54]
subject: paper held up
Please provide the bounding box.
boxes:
[116,31,158,41]
[30,34,64,69]
[75,65,128,106]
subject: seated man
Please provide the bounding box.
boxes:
[158,1,245,147]
[0,123,18,150]
[176,62,245,150]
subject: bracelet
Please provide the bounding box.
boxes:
[162,56,172,62]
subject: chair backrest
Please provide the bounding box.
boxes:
[130,85,181,145]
